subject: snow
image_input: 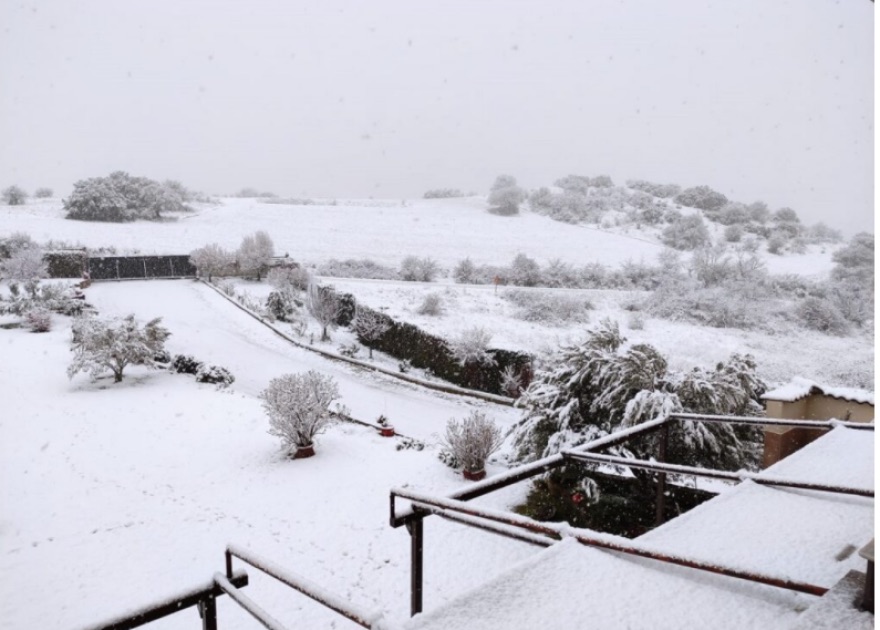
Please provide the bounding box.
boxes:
[763,376,875,406]
[0,282,540,629]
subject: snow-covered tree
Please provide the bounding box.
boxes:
[261,371,340,457]
[306,281,340,341]
[267,265,310,297]
[488,175,525,216]
[441,411,503,476]
[0,246,48,288]
[34,187,53,199]
[674,185,728,211]
[400,256,440,282]
[68,315,171,383]
[509,253,541,287]
[661,214,710,250]
[510,318,764,470]
[2,185,27,205]
[237,231,274,280]
[64,172,190,222]
[449,327,494,366]
[189,243,233,282]
[352,307,391,358]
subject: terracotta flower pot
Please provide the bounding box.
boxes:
[294,444,315,459]
[379,426,396,437]
[463,468,486,481]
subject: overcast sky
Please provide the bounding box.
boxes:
[0,0,873,233]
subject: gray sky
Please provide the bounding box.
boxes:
[0,0,873,233]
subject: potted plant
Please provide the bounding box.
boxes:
[261,371,341,459]
[377,414,395,437]
[441,411,503,481]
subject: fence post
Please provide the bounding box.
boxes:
[198,595,217,630]
[115,259,120,281]
[655,423,669,526]
[170,258,175,278]
[407,516,424,616]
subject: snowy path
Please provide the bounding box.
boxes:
[0,282,537,629]
[86,280,521,441]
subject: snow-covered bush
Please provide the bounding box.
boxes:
[647,279,759,329]
[267,265,310,295]
[767,234,787,255]
[626,179,681,199]
[195,365,235,387]
[171,354,203,375]
[508,253,542,287]
[449,327,494,366]
[400,256,440,282]
[500,364,526,397]
[488,175,525,216]
[266,290,295,322]
[510,319,764,470]
[261,371,341,457]
[724,224,744,243]
[423,188,466,198]
[661,214,711,250]
[503,289,591,324]
[806,222,843,244]
[337,342,360,358]
[627,312,645,330]
[674,185,728,211]
[317,258,398,280]
[2,185,27,205]
[416,293,444,316]
[68,315,171,383]
[25,308,52,332]
[440,411,503,476]
[236,231,274,280]
[796,297,850,336]
[306,281,341,341]
[352,307,391,358]
[0,245,48,289]
[217,280,237,297]
[34,187,53,199]
[190,243,233,282]
[831,232,874,283]
[64,172,191,222]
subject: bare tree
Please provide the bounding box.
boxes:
[261,371,340,458]
[306,281,341,341]
[1,246,48,296]
[189,243,233,282]
[1,185,27,205]
[68,315,171,383]
[441,411,504,477]
[352,307,390,358]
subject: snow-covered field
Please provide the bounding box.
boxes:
[0,281,536,629]
[0,197,835,276]
[0,196,870,629]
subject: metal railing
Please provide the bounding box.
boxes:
[390,413,874,615]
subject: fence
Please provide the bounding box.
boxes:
[87,256,197,281]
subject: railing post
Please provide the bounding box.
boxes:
[198,595,217,630]
[407,516,424,616]
[655,423,669,526]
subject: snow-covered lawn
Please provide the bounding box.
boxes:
[0,282,538,629]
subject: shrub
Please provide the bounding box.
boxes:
[337,343,360,358]
[68,315,171,383]
[424,188,466,199]
[317,258,398,280]
[674,185,728,211]
[34,187,53,199]
[831,233,874,283]
[716,203,750,225]
[488,175,525,216]
[196,365,235,387]
[453,258,478,283]
[508,253,542,287]
[796,297,850,335]
[25,308,52,332]
[504,289,591,324]
[261,371,341,456]
[449,327,494,366]
[64,172,191,222]
[266,291,295,322]
[0,246,48,285]
[626,179,681,198]
[767,234,786,255]
[267,265,310,293]
[2,185,27,205]
[627,312,645,330]
[171,354,203,375]
[400,256,440,282]
[440,411,503,475]
[661,214,710,250]
[724,224,744,243]
[416,293,444,316]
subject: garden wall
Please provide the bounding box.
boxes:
[87,255,197,280]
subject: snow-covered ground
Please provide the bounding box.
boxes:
[0,196,835,276]
[0,282,537,629]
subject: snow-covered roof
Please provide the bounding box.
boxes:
[762,376,874,406]
[402,427,874,630]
